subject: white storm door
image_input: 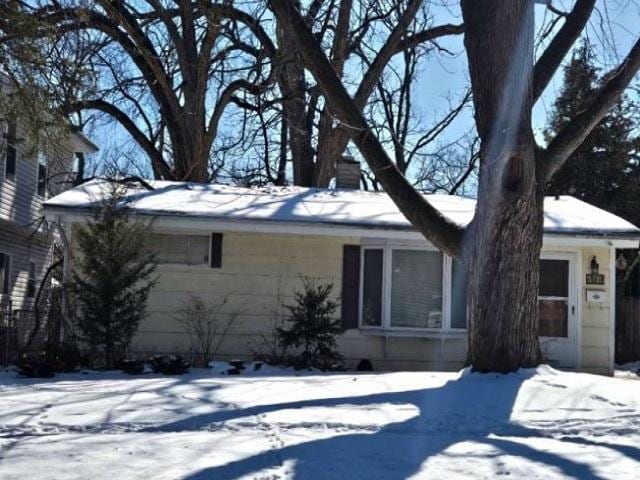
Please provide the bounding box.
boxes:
[538,253,578,368]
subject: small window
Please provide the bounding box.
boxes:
[72,152,82,174]
[149,234,210,265]
[37,152,47,197]
[72,152,85,183]
[390,250,443,329]
[27,262,36,298]
[361,249,383,327]
[4,119,17,181]
[0,253,11,295]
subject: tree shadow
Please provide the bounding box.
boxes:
[174,371,633,479]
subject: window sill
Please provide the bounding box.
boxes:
[358,328,467,339]
[156,263,210,271]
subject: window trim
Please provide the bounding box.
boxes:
[358,242,466,334]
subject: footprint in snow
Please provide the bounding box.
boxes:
[590,394,626,407]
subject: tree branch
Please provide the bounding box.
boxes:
[533,0,595,102]
[270,0,464,257]
[354,0,422,109]
[394,23,465,55]
[543,37,640,181]
[65,99,174,180]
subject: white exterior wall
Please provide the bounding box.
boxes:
[579,246,614,375]
[90,229,617,374]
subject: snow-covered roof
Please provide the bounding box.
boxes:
[43,179,640,239]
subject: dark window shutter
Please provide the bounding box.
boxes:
[210,233,223,268]
[5,119,17,179]
[341,245,361,330]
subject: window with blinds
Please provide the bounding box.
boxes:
[390,250,443,328]
[149,234,209,265]
[359,246,465,332]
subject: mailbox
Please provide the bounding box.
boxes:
[586,289,608,304]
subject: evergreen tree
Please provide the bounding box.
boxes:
[277,278,343,370]
[545,43,640,226]
[70,183,157,368]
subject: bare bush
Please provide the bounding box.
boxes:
[174,295,239,368]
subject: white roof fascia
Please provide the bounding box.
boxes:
[45,209,640,249]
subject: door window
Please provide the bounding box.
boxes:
[538,259,569,338]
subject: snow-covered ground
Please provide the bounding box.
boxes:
[1,365,639,479]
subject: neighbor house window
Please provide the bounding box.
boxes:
[3,119,17,181]
[0,253,11,295]
[27,262,37,298]
[36,151,47,197]
[149,234,210,265]
[359,245,466,332]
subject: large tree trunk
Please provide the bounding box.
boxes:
[466,169,545,372]
[462,0,542,371]
[276,2,315,186]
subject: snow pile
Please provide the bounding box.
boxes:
[0,366,639,479]
[616,361,640,379]
[43,179,640,236]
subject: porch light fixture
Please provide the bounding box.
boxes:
[590,256,599,275]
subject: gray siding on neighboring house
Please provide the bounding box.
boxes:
[1,119,76,227]
[0,222,50,310]
[0,112,93,316]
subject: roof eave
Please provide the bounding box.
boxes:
[43,204,640,246]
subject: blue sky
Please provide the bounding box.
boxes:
[415,0,639,147]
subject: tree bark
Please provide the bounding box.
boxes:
[461,0,543,371]
[277,10,315,186]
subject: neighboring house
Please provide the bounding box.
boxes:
[43,179,640,375]
[0,114,97,321]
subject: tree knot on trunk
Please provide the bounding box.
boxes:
[501,154,524,193]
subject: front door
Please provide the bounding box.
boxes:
[539,253,578,368]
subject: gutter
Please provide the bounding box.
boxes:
[42,205,640,247]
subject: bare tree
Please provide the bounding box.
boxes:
[274,0,465,186]
[2,1,470,188]
[1,1,277,182]
[271,0,640,372]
